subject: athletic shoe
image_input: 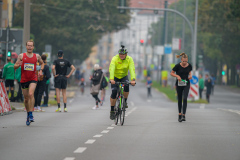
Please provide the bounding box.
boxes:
[178,115,182,122]
[29,115,34,122]
[34,107,37,111]
[64,108,68,112]
[182,115,186,121]
[92,106,97,110]
[110,111,115,120]
[55,108,61,112]
[100,101,103,106]
[26,116,31,126]
[125,102,128,108]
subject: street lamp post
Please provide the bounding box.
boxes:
[117,6,197,74]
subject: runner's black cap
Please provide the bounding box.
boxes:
[58,50,63,57]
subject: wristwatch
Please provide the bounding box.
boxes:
[133,78,135,81]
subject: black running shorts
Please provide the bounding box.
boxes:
[5,80,14,87]
[21,81,37,89]
[54,76,67,89]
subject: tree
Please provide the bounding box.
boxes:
[13,0,131,63]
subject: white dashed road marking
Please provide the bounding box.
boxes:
[101,130,109,133]
[107,127,114,129]
[69,99,74,104]
[130,101,134,106]
[219,108,240,115]
[93,135,103,138]
[85,139,96,144]
[64,157,75,160]
[73,147,87,153]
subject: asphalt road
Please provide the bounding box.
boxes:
[0,83,240,160]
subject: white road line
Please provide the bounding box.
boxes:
[73,147,87,153]
[93,135,102,138]
[85,139,96,144]
[111,124,116,126]
[101,130,109,133]
[107,127,114,129]
[147,99,151,102]
[125,115,128,117]
[219,108,240,115]
[64,157,75,160]
[69,99,74,104]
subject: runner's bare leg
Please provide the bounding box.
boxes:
[22,89,29,111]
[28,83,37,112]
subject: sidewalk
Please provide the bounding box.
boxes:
[215,85,240,94]
[10,87,78,112]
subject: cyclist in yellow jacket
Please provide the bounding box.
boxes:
[109,45,136,120]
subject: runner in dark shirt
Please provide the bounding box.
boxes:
[171,52,192,122]
[52,50,75,112]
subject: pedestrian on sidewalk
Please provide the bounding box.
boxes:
[15,66,23,102]
[34,55,51,111]
[52,50,75,112]
[199,74,204,99]
[211,74,216,95]
[170,52,192,122]
[146,76,152,98]
[41,61,51,107]
[205,74,212,103]
[90,64,103,110]
[3,57,15,101]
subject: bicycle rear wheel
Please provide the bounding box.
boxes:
[121,101,125,126]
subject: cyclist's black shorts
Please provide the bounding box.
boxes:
[21,81,37,89]
[111,76,129,92]
[54,75,67,89]
[5,80,14,87]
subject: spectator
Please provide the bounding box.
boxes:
[15,66,23,102]
[211,74,216,95]
[41,56,51,107]
[205,74,212,103]
[75,68,80,84]
[198,74,204,99]
[3,57,15,101]
[34,55,51,111]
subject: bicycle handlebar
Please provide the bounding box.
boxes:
[109,81,136,85]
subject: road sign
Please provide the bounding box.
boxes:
[164,45,172,54]
[190,75,198,85]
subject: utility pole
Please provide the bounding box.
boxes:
[193,0,199,73]
[182,0,186,51]
[23,0,30,44]
[0,0,3,28]
[5,25,9,63]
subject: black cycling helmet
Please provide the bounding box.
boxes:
[118,45,128,54]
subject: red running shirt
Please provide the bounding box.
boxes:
[20,53,38,83]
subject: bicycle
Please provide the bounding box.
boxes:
[113,81,135,126]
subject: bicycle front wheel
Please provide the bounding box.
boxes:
[114,105,119,125]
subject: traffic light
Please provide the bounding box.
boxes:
[7,51,11,57]
[222,71,225,76]
[140,39,144,45]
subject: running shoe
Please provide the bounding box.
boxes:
[26,116,31,126]
[92,106,97,110]
[64,108,68,112]
[100,101,103,106]
[110,111,115,120]
[29,115,34,122]
[182,115,186,121]
[55,108,61,112]
[178,115,182,122]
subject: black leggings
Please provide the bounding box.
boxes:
[176,84,190,114]
[92,94,101,105]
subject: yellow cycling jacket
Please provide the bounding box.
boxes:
[109,54,136,80]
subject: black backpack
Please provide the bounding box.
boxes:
[101,76,108,88]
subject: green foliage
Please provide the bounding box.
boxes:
[13,0,131,63]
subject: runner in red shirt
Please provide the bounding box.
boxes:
[14,40,44,126]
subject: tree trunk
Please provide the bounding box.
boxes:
[227,64,230,85]
[218,61,222,85]
[231,64,236,85]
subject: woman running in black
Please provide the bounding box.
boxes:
[170,52,192,122]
